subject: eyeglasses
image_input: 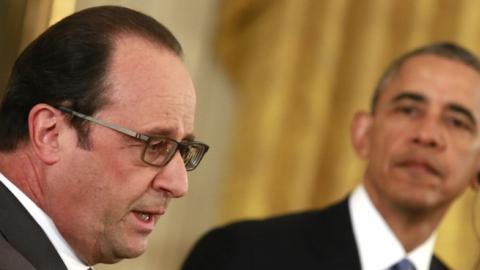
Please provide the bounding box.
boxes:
[56,106,209,171]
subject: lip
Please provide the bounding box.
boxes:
[394,156,445,178]
[398,160,438,175]
[131,209,165,233]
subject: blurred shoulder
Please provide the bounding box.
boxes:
[206,197,350,242]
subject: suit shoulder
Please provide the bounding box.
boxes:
[220,197,350,234]
[224,209,327,233]
[431,255,451,270]
[194,197,351,250]
[181,198,353,270]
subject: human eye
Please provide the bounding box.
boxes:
[393,104,420,117]
[446,114,475,133]
[148,139,169,151]
[144,138,175,165]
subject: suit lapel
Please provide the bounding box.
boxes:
[0,182,68,270]
[0,233,36,270]
[430,255,450,270]
[308,197,451,270]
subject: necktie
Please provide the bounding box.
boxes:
[389,258,416,270]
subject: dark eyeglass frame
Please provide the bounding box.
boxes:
[55,106,209,171]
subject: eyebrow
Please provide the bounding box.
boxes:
[183,134,196,141]
[141,127,196,141]
[391,92,426,104]
[391,91,477,127]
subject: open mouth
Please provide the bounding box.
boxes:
[134,211,154,222]
[132,208,166,223]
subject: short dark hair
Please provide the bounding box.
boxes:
[0,5,182,151]
[371,42,480,113]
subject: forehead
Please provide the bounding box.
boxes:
[378,55,480,116]
[101,34,196,137]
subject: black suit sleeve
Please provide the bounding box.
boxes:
[181,224,254,270]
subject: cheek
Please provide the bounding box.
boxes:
[96,158,158,212]
[365,123,413,181]
[53,150,128,221]
[368,124,404,159]
[446,147,478,185]
[73,142,158,217]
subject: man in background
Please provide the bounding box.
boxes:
[182,42,480,270]
[0,5,209,270]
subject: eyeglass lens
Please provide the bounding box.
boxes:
[143,138,207,171]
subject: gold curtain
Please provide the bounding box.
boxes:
[217,0,480,269]
[0,0,29,95]
[0,0,76,95]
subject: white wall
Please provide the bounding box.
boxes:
[74,1,234,269]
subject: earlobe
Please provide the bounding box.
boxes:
[351,111,372,160]
[28,104,62,165]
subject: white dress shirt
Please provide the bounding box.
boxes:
[349,185,436,270]
[0,172,92,270]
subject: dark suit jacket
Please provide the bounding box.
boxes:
[0,182,67,270]
[182,198,449,270]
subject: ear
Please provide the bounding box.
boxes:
[470,168,480,191]
[468,151,480,191]
[351,111,373,160]
[28,104,63,165]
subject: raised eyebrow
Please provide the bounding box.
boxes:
[183,134,196,142]
[447,104,477,126]
[391,91,427,104]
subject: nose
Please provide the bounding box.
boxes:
[151,152,188,198]
[411,116,446,150]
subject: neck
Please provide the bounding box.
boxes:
[0,147,46,209]
[363,182,447,252]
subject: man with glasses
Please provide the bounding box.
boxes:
[182,43,480,270]
[0,6,208,270]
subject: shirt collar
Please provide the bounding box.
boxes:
[349,184,436,270]
[0,172,92,270]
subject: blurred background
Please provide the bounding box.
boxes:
[2,0,480,269]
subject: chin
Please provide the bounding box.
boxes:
[393,191,443,211]
[119,244,147,259]
[102,248,145,264]
[99,240,148,263]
